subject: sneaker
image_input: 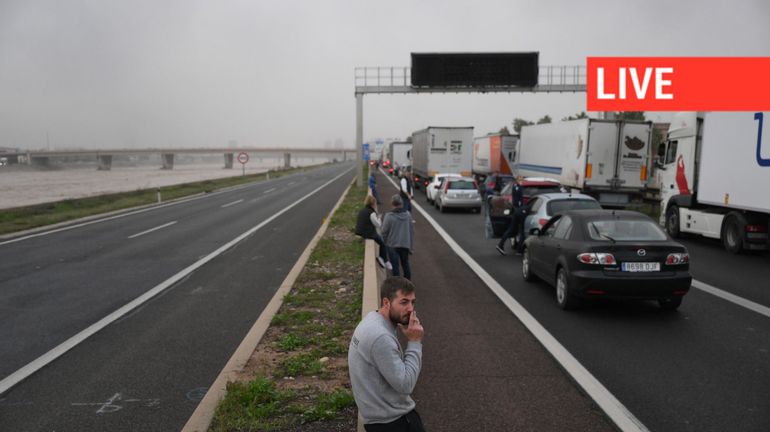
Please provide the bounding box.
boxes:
[385,261,393,270]
[495,245,506,256]
[376,256,386,268]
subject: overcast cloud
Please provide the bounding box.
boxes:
[1,0,768,150]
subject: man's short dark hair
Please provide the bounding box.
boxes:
[391,194,403,207]
[380,276,415,302]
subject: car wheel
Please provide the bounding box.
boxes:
[522,249,538,282]
[722,215,745,254]
[666,205,680,238]
[658,297,682,311]
[555,268,579,310]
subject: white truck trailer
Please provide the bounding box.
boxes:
[388,141,412,171]
[411,126,473,189]
[472,133,519,179]
[516,119,653,206]
[659,111,770,253]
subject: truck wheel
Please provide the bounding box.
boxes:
[722,215,745,254]
[666,205,681,237]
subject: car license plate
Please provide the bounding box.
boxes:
[621,262,660,272]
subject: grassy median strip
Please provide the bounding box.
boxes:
[0,165,319,236]
[210,182,367,432]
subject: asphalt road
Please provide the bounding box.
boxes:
[408,179,770,432]
[0,162,355,431]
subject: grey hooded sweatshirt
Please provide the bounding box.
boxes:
[381,207,414,250]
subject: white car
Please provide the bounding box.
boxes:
[425,173,462,204]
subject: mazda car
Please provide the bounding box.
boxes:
[522,209,692,311]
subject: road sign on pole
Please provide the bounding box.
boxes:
[363,143,370,161]
[237,152,249,176]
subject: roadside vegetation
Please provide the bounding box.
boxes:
[209,181,367,432]
[0,165,319,236]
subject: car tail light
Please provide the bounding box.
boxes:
[666,253,689,265]
[577,253,616,265]
[538,218,549,227]
[673,290,688,296]
[746,224,767,233]
[424,180,429,186]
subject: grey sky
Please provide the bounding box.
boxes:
[1,0,768,150]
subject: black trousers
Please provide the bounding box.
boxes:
[364,410,425,432]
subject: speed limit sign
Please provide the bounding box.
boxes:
[237,152,249,164]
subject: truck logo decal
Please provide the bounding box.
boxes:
[756,112,769,167]
[675,154,691,195]
[624,135,645,151]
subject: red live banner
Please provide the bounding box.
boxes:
[586,57,770,111]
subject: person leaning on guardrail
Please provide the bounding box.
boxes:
[355,194,392,270]
[382,194,414,280]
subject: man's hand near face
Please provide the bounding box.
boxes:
[398,310,424,342]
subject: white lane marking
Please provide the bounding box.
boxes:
[692,279,770,318]
[288,181,296,186]
[382,171,649,432]
[0,166,354,396]
[263,188,276,194]
[220,199,244,208]
[127,221,177,239]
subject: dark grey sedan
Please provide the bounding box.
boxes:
[522,209,692,311]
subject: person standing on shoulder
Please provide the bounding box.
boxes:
[399,171,413,213]
[369,172,381,204]
[349,276,426,432]
[382,194,414,280]
[355,195,392,270]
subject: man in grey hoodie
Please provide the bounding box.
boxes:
[348,276,425,432]
[381,194,415,280]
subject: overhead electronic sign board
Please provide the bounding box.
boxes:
[411,52,539,87]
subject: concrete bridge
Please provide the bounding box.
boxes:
[0,147,356,170]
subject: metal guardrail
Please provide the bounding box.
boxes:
[355,65,586,94]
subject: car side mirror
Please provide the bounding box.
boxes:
[530,228,541,236]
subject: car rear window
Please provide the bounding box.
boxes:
[523,185,561,196]
[448,180,476,190]
[586,220,667,241]
[547,199,601,216]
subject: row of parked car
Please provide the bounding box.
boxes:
[415,171,693,312]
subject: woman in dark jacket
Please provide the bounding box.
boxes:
[355,194,391,269]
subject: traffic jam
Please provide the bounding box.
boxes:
[373,111,769,312]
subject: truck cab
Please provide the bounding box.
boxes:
[658,112,769,253]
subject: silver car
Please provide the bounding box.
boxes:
[522,193,601,240]
[435,177,482,213]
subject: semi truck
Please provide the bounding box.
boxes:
[411,126,473,189]
[659,111,770,253]
[388,141,412,172]
[472,133,519,179]
[515,118,653,206]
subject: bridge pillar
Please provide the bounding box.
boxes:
[97,154,113,170]
[284,152,291,169]
[161,153,175,170]
[224,153,234,169]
